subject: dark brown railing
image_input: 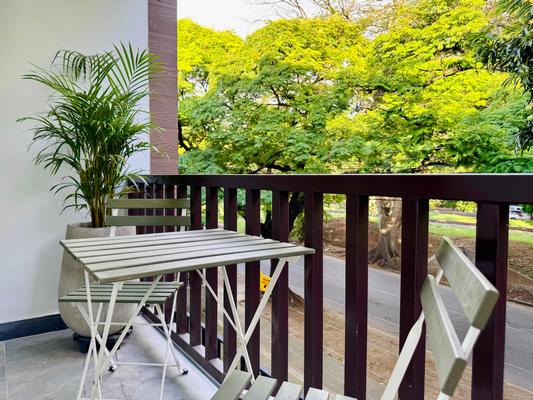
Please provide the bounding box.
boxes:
[131,174,533,400]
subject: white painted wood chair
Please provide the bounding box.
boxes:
[59,197,190,400]
[213,237,499,400]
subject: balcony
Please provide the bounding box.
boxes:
[7,175,533,399]
[3,173,530,399]
[2,0,533,399]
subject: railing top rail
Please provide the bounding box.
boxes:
[146,174,533,204]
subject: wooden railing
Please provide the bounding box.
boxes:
[131,174,533,400]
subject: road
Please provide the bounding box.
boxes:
[255,255,533,391]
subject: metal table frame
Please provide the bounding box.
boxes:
[61,230,314,400]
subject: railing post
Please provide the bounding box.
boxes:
[128,184,145,235]
[205,186,219,360]
[164,184,177,233]
[223,187,238,373]
[189,185,203,346]
[399,198,429,400]
[154,184,165,234]
[472,203,509,400]
[304,192,324,393]
[163,184,177,323]
[145,183,155,235]
[175,185,188,334]
[344,194,369,399]
[245,188,261,375]
[271,190,289,388]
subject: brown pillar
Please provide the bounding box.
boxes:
[148,0,178,174]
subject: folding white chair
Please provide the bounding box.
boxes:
[60,197,191,400]
[212,237,499,400]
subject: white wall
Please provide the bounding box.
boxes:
[0,0,149,323]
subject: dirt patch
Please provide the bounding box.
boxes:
[323,218,533,305]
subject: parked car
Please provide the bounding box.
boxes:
[509,205,531,220]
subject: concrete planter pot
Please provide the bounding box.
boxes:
[58,222,137,337]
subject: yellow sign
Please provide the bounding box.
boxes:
[260,272,271,293]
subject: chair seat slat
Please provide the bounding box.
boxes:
[59,282,181,305]
[304,388,329,400]
[242,375,277,400]
[210,370,251,400]
[274,381,302,400]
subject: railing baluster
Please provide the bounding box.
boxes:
[344,194,369,399]
[164,184,177,233]
[155,184,165,234]
[205,186,219,360]
[128,186,143,234]
[145,183,154,235]
[189,185,203,346]
[271,190,289,388]
[175,185,188,334]
[399,198,429,400]
[141,183,152,282]
[163,184,177,323]
[304,192,324,393]
[135,182,146,235]
[472,202,509,400]
[223,187,238,372]
[245,188,261,375]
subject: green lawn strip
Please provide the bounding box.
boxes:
[430,211,533,230]
[429,223,533,244]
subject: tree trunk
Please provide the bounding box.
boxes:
[260,192,304,239]
[368,198,402,269]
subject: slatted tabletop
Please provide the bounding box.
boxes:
[61,229,314,284]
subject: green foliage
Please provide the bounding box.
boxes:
[474,0,533,150]
[179,16,370,174]
[178,0,531,180]
[178,19,243,98]
[352,0,519,173]
[19,44,158,227]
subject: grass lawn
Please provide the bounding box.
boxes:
[429,223,533,244]
[430,211,533,230]
[221,207,533,245]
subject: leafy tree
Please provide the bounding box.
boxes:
[474,0,533,150]
[178,19,243,151]
[340,0,522,264]
[179,17,370,234]
[177,1,528,266]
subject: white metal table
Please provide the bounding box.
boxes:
[61,228,314,399]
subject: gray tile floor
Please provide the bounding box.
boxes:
[0,319,217,400]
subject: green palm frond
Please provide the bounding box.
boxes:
[19,43,160,227]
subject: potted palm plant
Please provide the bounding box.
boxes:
[19,43,159,338]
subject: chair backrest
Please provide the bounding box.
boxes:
[381,237,499,399]
[105,198,191,228]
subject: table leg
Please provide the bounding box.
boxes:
[77,303,103,400]
[222,256,298,382]
[91,281,123,399]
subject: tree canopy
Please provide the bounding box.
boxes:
[179,16,370,174]
[178,0,528,176]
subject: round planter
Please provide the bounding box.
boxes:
[58,222,137,337]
